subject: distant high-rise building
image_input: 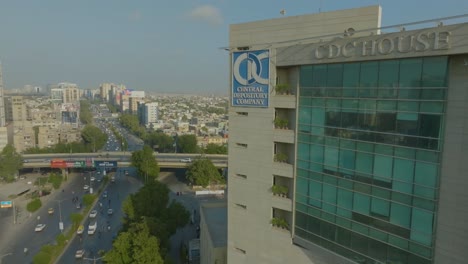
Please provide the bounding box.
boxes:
[0,63,6,127]
[137,102,158,128]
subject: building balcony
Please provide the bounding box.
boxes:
[272,95,296,109]
[272,194,293,212]
[272,161,294,178]
[273,128,295,144]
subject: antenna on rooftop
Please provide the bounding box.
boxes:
[319,0,323,13]
[280,9,286,16]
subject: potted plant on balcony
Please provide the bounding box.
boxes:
[273,118,289,129]
[274,153,288,163]
[272,185,289,197]
[275,84,291,95]
[271,217,289,230]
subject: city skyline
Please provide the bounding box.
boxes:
[0,1,467,94]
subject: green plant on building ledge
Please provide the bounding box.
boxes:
[270,217,289,230]
[271,185,289,197]
[275,84,292,95]
[273,118,289,129]
[274,153,288,163]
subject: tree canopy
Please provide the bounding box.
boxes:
[120,113,147,139]
[203,143,227,154]
[131,145,160,181]
[81,124,108,152]
[186,158,224,187]
[144,132,174,153]
[117,181,190,262]
[0,144,23,182]
[104,220,164,264]
[79,100,93,125]
[177,134,198,153]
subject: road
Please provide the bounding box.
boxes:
[0,171,102,264]
[57,167,142,263]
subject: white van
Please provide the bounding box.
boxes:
[88,222,97,235]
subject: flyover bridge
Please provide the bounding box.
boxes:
[22,152,228,169]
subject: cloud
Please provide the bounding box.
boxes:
[188,5,223,25]
[129,10,142,22]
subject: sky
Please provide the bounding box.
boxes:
[0,1,467,95]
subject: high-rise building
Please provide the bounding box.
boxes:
[137,102,158,128]
[0,63,6,127]
[228,6,468,264]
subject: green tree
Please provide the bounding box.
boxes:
[70,213,83,228]
[203,143,227,154]
[80,100,93,124]
[177,134,198,153]
[81,124,107,152]
[0,144,23,182]
[145,132,174,153]
[104,220,164,264]
[131,145,159,181]
[122,181,189,251]
[186,158,224,187]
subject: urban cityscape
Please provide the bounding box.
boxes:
[0,2,468,264]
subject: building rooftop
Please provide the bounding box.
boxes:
[202,202,227,248]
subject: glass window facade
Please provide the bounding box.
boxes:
[295,57,448,264]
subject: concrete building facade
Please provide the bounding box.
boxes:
[228,5,468,264]
[200,202,227,264]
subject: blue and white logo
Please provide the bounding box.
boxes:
[232,50,270,107]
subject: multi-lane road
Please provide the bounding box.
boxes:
[57,167,142,263]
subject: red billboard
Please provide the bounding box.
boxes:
[50,159,67,168]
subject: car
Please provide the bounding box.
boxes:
[76,203,81,209]
[35,224,46,232]
[90,177,95,182]
[48,208,54,214]
[125,170,129,176]
[111,176,115,182]
[89,210,97,218]
[83,185,89,190]
[103,191,108,198]
[180,158,192,163]
[77,225,84,234]
[75,249,85,259]
[107,208,113,215]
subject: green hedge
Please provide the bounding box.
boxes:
[26,198,42,213]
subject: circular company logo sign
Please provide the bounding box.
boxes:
[233,51,269,86]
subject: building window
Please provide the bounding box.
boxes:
[236,143,248,148]
[235,173,247,179]
[234,247,246,254]
[295,56,448,264]
[235,203,247,210]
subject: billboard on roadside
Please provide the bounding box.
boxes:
[94,160,118,168]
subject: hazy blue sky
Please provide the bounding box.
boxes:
[0,0,467,94]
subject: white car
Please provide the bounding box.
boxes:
[35,224,46,232]
[180,158,192,163]
[89,210,97,218]
[107,208,113,215]
[90,177,95,182]
[83,185,89,190]
[75,249,85,259]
